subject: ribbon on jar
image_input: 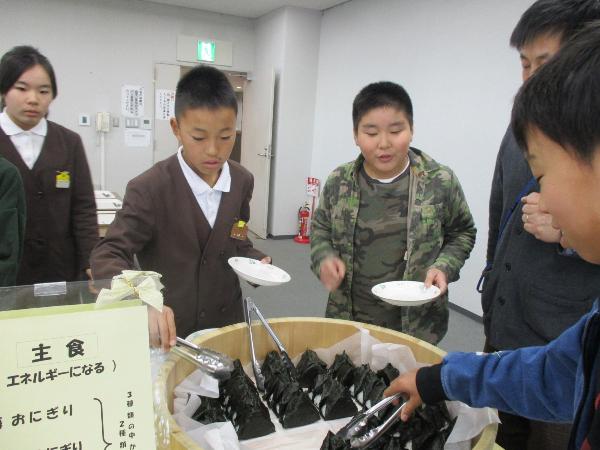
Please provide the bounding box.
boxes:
[95,270,164,311]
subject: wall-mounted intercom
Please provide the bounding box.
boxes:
[96,112,111,133]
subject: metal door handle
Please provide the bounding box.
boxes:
[257,145,272,158]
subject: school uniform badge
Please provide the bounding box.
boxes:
[230,220,248,240]
[56,171,71,188]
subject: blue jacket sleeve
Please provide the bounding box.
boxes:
[440,311,588,422]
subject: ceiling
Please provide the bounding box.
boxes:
[142,0,349,18]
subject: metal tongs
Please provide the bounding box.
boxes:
[336,393,406,448]
[172,336,234,381]
[243,296,296,391]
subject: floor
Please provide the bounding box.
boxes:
[243,238,485,353]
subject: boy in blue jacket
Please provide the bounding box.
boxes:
[385,22,600,450]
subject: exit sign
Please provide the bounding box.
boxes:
[197,40,216,62]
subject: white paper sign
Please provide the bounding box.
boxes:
[0,301,155,450]
[155,89,176,121]
[125,129,152,148]
[121,85,145,118]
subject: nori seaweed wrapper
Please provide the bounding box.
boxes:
[349,366,386,407]
[296,349,328,389]
[312,373,357,420]
[320,431,351,450]
[377,402,456,450]
[192,396,227,423]
[377,363,400,386]
[262,351,292,381]
[329,351,355,387]
[357,372,385,407]
[364,376,386,408]
[349,364,371,397]
[279,385,320,428]
[262,352,320,428]
[221,359,275,439]
[379,435,409,449]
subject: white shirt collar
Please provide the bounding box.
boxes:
[176,146,231,196]
[0,108,47,137]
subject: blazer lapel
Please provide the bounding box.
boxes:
[0,128,30,175]
[34,123,69,174]
[206,166,241,253]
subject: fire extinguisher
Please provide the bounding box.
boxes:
[294,202,311,244]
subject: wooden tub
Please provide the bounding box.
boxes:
[155,317,499,450]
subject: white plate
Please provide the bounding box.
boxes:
[371,281,441,306]
[227,257,291,287]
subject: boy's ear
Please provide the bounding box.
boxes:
[353,129,359,146]
[170,117,181,142]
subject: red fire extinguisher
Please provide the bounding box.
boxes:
[294,202,311,244]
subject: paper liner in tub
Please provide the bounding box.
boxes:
[155,318,499,450]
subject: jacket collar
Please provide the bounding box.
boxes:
[0,108,47,137]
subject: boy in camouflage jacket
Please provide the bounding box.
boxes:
[311,82,476,344]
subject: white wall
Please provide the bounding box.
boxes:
[0,0,255,196]
[268,7,322,236]
[311,0,535,315]
[252,7,322,237]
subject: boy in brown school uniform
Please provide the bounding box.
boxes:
[92,65,270,346]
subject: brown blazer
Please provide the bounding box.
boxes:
[91,155,266,337]
[0,123,98,284]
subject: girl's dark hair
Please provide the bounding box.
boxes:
[0,46,57,108]
[512,21,600,163]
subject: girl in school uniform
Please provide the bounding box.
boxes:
[0,46,98,285]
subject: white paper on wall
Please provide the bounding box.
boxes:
[122,84,145,117]
[156,89,176,120]
[125,129,151,147]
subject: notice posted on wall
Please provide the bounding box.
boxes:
[0,300,156,450]
[121,85,145,118]
[125,129,152,148]
[155,89,176,121]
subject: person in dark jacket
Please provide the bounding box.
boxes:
[386,21,600,450]
[0,46,98,285]
[0,156,25,286]
[91,65,269,342]
[481,2,600,447]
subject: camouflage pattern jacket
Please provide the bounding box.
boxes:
[310,148,476,343]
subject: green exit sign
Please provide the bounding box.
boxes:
[197,40,216,62]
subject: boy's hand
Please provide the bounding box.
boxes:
[148,305,176,351]
[424,268,448,295]
[260,256,272,264]
[383,369,422,421]
[319,256,346,291]
[522,193,561,243]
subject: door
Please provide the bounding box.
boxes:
[241,69,275,239]
[153,63,181,163]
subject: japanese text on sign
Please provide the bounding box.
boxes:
[121,85,145,118]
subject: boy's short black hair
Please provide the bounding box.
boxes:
[175,65,237,118]
[0,46,57,108]
[510,0,600,49]
[512,21,600,164]
[352,81,413,131]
